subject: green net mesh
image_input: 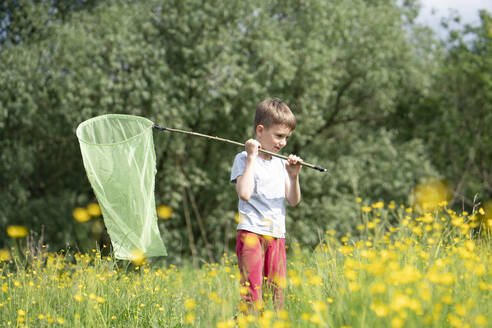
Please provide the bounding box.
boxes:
[76,114,167,260]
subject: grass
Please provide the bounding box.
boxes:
[1,201,491,327]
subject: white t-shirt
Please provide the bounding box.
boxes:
[230,151,288,238]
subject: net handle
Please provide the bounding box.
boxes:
[153,124,327,172]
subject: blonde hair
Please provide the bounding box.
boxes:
[254,98,296,134]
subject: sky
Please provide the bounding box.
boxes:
[416,0,492,37]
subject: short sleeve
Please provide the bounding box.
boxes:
[230,152,247,183]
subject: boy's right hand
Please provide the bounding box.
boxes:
[245,139,261,158]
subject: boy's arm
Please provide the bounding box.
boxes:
[285,154,302,206]
[236,139,260,201]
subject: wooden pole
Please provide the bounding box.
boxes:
[153,124,327,172]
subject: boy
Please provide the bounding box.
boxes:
[230,98,302,313]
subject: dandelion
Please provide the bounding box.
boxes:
[309,275,323,286]
[310,314,323,325]
[312,301,327,311]
[7,225,28,238]
[412,179,451,213]
[130,249,146,266]
[372,201,384,209]
[361,206,372,212]
[447,314,462,327]
[371,301,390,317]
[184,298,196,310]
[278,309,289,320]
[0,249,11,261]
[338,245,354,255]
[454,304,466,317]
[475,315,487,326]
[344,269,357,280]
[73,207,91,223]
[217,319,235,328]
[391,317,404,328]
[369,282,387,294]
[157,205,173,219]
[289,275,301,287]
[87,203,101,216]
[441,294,453,304]
[348,282,360,292]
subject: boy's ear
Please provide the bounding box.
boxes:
[256,125,264,136]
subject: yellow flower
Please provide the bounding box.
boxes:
[278,309,289,320]
[7,225,28,238]
[73,294,83,302]
[301,313,311,321]
[439,272,455,286]
[344,269,357,280]
[130,249,146,266]
[338,245,354,255]
[216,319,234,328]
[73,207,91,223]
[372,201,384,209]
[475,315,487,326]
[361,206,372,212]
[312,301,327,311]
[0,249,11,261]
[391,317,404,328]
[96,297,105,304]
[348,282,360,292]
[18,309,26,316]
[454,304,466,317]
[369,282,387,294]
[447,314,462,327]
[441,294,453,304]
[412,179,451,213]
[157,205,173,219]
[371,301,390,317]
[184,298,196,310]
[87,203,101,216]
[289,275,301,287]
[309,275,323,286]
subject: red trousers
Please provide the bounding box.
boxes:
[236,230,286,310]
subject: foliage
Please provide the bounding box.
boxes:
[391,10,492,209]
[1,201,491,327]
[1,0,483,260]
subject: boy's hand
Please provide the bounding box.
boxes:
[245,139,261,158]
[286,154,302,178]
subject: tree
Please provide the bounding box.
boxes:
[0,0,438,259]
[391,10,492,209]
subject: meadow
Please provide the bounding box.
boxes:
[1,199,491,328]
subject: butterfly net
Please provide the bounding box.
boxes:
[76,114,167,260]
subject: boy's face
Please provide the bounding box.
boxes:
[256,124,292,154]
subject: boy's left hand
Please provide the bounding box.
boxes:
[286,154,302,178]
